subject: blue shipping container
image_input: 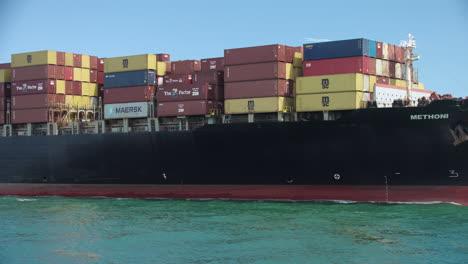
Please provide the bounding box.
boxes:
[303,38,372,61]
[369,40,376,58]
[104,70,156,88]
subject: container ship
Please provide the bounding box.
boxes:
[0,35,467,205]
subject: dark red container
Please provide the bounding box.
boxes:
[12,94,65,110]
[286,46,303,60]
[12,108,51,124]
[303,57,376,77]
[12,65,56,81]
[55,66,65,80]
[0,110,4,124]
[388,45,396,62]
[201,57,224,72]
[90,56,98,70]
[56,52,65,66]
[73,54,82,68]
[171,60,201,74]
[0,83,11,97]
[376,42,383,59]
[97,71,104,85]
[163,73,193,85]
[0,97,6,111]
[97,58,104,72]
[0,63,10,69]
[166,62,172,73]
[64,66,74,80]
[157,100,222,117]
[90,70,98,83]
[394,46,405,63]
[157,83,217,102]
[225,62,291,82]
[156,53,171,62]
[388,61,396,78]
[65,81,73,94]
[72,81,82,95]
[224,44,291,66]
[224,79,293,99]
[11,79,56,95]
[193,71,223,85]
[103,86,155,104]
[376,77,389,85]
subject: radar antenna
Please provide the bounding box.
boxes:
[400,33,420,106]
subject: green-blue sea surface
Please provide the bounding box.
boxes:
[0,197,467,264]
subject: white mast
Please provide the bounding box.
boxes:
[400,33,419,106]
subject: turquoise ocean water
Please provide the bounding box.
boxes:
[0,197,467,264]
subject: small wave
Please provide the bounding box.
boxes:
[16,198,37,202]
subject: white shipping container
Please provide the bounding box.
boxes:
[382,60,390,77]
[382,43,389,60]
[104,102,149,120]
[376,59,383,76]
[401,65,407,80]
[395,63,402,79]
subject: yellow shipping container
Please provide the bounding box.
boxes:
[56,80,66,94]
[73,68,82,81]
[296,92,370,112]
[293,67,303,79]
[0,69,11,83]
[11,50,57,67]
[224,97,294,114]
[65,95,76,106]
[296,73,377,95]
[81,82,89,96]
[81,55,90,69]
[395,79,407,88]
[65,52,74,66]
[88,83,98,97]
[81,69,90,82]
[157,61,166,76]
[285,63,294,80]
[293,52,303,68]
[104,54,157,73]
[389,78,397,86]
[79,96,90,108]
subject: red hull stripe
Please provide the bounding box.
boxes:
[0,184,467,205]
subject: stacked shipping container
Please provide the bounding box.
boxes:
[156,59,223,117]
[9,50,99,123]
[223,45,301,115]
[0,63,11,124]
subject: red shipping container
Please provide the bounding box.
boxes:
[157,100,222,117]
[193,71,224,85]
[303,57,376,77]
[90,70,98,83]
[97,58,104,72]
[103,86,155,104]
[224,79,293,99]
[56,52,65,66]
[64,66,74,80]
[394,46,405,63]
[224,44,291,66]
[12,94,65,110]
[171,60,201,74]
[376,42,383,59]
[97,71,104,85]
[11,79,56,95]
[90,56,98,70]
[156,53,171,62]
[201,57,224,72]
[12,108,51,124]
[377,77,389,85]
[0,110,4,124]
[0,63,10,69]
[388,45,396,62]
[157,83,217,102]
[12,65,56,81]
[72,81,82,95]
[0,83,11,97]
[73,54,82,68]
[55,66,65,80]
[225,62,292,82]
[65,81,73,94]
[0,97,6,111]
[163,73,193,85]
[165,62,172,73]
[389,61,396,78]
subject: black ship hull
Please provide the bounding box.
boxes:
[1,100,467,204]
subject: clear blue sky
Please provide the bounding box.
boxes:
[1,0,467,97]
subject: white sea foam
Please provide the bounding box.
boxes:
[16,198,37,202]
